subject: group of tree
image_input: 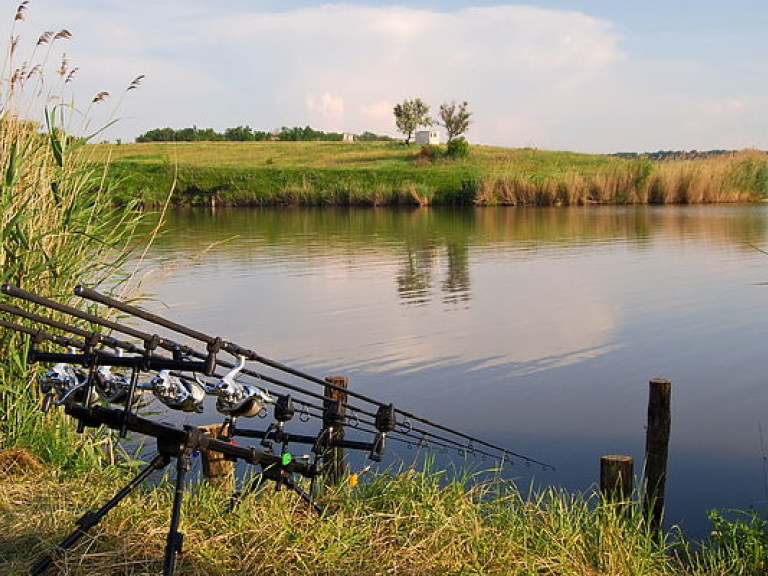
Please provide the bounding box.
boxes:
[392,98,472,145]
[135,125,393,143]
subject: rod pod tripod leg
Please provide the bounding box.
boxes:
[162,452,191,576]
[30,453,169,575]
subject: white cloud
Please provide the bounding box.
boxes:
[4,1,766,151]
[305,91,345,129]
[193,4,624,142]
[9,2,622,143]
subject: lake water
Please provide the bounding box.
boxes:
[134,205,768,537]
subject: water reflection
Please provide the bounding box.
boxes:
[135,205,768,381]
[148,204,768,252]
[142,205,768,296]
[135,205,768,537]
[397,242,471,307]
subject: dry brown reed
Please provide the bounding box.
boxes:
[473,151,767,206]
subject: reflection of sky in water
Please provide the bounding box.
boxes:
[131,206,768,537]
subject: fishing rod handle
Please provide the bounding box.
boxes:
[0,301,147,355]
[2,283,53,306]
[2,284,162,347]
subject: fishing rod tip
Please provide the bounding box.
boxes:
[73,284,85,296]
[1,283,15,295]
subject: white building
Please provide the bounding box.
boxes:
[415,130,440,145]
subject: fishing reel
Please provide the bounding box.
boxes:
[214,356,273,418]
[39,360,98,412]
[94,350,143,406]
[150,369,206,413]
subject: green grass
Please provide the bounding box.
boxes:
[90,142,768,208]
[2,453,765,576]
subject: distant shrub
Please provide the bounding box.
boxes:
[418,144,443,162]
[446,137,470,158]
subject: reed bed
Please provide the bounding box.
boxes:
[474,152,765,207]
[1,451,763,576]
[0,3,147,468]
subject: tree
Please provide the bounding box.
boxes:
[393,98,432,144]
[438,100,471,143]
[224,125,255,141]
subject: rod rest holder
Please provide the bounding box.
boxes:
[369,404,397,462]
[230,424,375,452]
[64,404,319,479]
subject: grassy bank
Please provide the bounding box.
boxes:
[2,450,765,576]
[91,141,768,207]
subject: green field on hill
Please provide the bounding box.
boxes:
[89,141,768,207]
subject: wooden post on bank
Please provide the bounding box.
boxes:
[643,378,672,534]
[600,455,634,507]
[200,423,235,491]
[323,376,348,485]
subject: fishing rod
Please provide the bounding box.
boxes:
[0,301,427,463]
[72,284,554,469]
[1,303,490,464]
[0,301,331,418]
[0,284,558,576]
[3,284,548,467]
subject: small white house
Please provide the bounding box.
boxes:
[342,132,355,142]
[415,130,440,145]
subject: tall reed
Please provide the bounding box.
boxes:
[0,3,144,468]
[472,152,767,206]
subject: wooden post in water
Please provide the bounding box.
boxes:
[643,378,672,534]
[323,376,348,485]
[200,422,234,491]
[600,455,634,506]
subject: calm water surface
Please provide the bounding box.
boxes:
[137,205,768,537]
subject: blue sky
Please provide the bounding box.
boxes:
[4,1,767,152]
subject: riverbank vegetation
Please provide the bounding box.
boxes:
[0,4,145,469]
[91,141,768,207]
[2,449,767,575]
